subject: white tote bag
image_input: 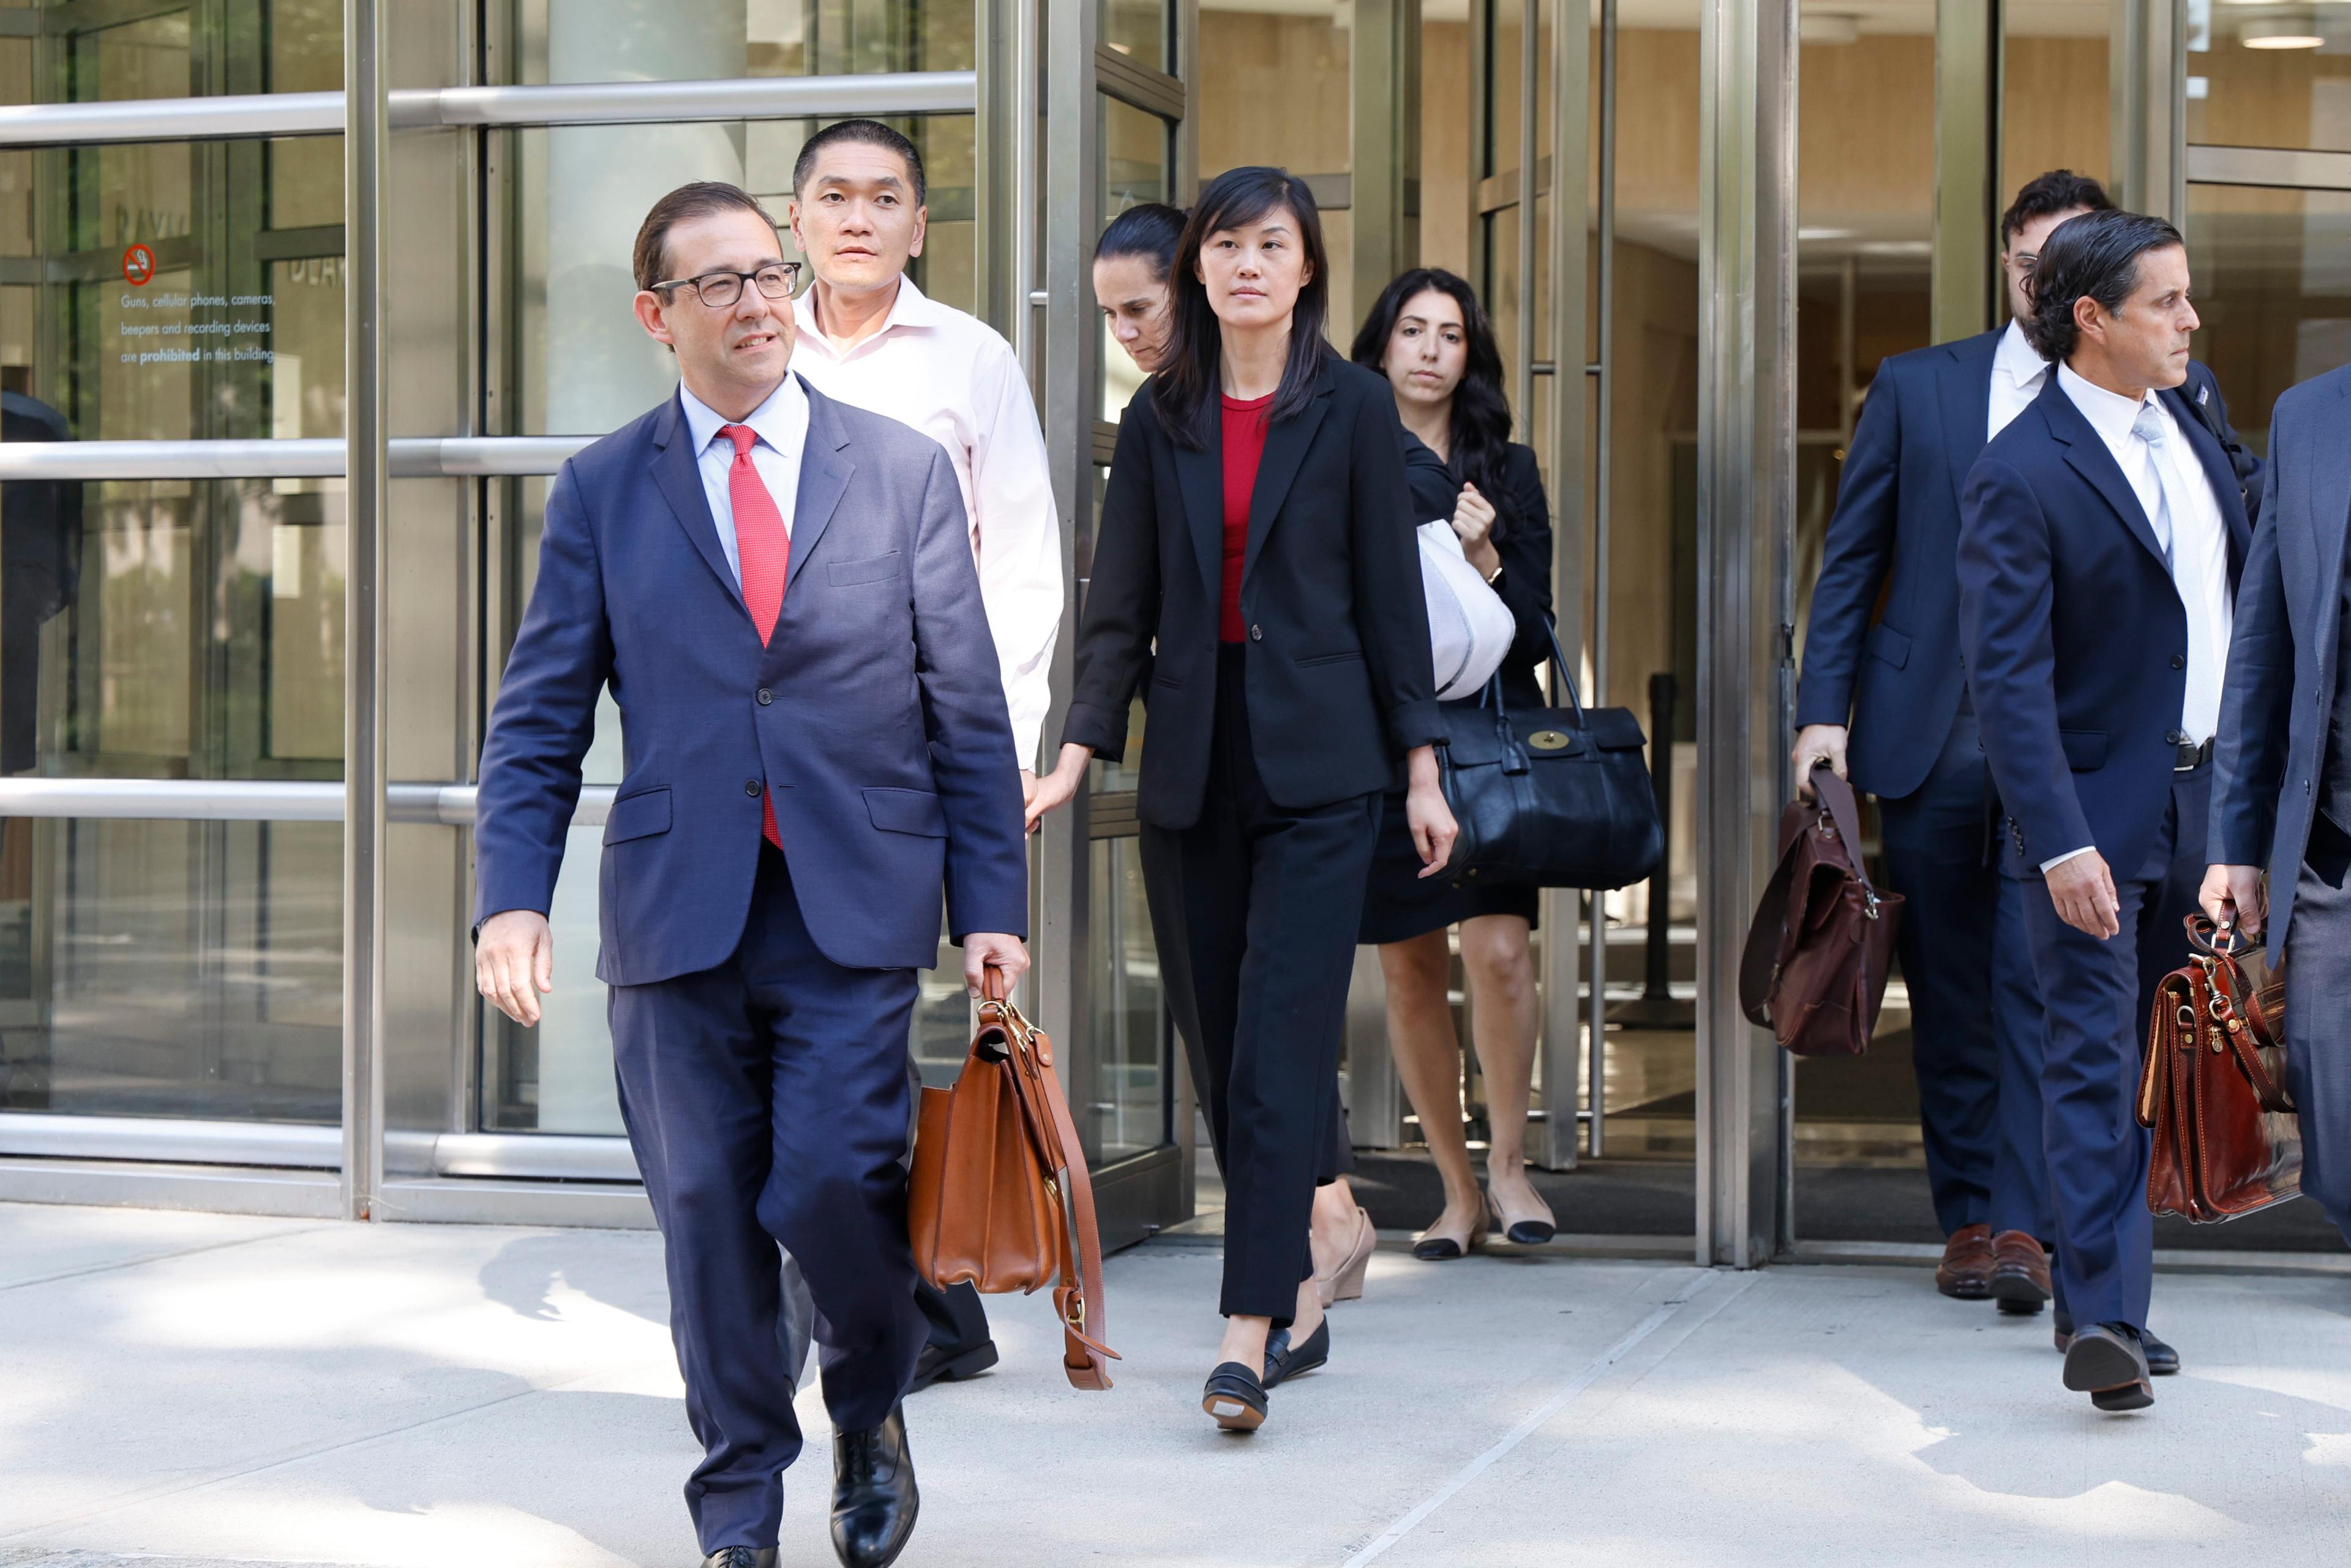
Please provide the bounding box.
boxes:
[1416,519,1518,700]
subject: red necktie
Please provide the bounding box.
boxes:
[723,423,789,849]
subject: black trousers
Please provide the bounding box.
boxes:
[1139,644,1379,1322]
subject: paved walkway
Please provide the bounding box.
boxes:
[2,1201,2347,1567]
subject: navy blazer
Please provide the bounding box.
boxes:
[2210,364,2351,958]
[1957,372,2251,883]
[1799,330,2250,801]
[473,377,1029,984]
[1064,356,1442,830]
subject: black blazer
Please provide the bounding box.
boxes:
[1064,354,1444,830]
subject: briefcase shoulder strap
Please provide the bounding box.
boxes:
[1810,767,1883,897]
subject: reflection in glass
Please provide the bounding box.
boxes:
[1101,0,1171,75]
[1086,833,1163,1163]
[2186,183,2351,455]
[0,818,342,1123]
[2190,7,2351,154]
[1099,95,1172,422]
[527,0,975,84]
[2002,10,2107,203]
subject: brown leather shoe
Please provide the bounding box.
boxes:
[1989,1230,2052,1315]
[1935,1223,1995,1299]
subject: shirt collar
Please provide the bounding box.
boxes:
[678,372,807,459]
[792,273,944,355]
[2056,361,2159,450]
[1993,317,2049,386]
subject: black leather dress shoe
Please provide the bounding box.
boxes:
[2061,1322,2153,1412]
[702,1550,778,1568]
[2053,1311,2178,1375]
[831,1407,918,1568]
[908,1334,999,1391]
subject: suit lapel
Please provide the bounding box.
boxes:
[788,381,854,593]
[2040,379,2172,571]
[1240,369,1333,582]
[1174,409,1224,601]
[1934,329,2001,505]
[648,391,746,613]
[2158,380,2252,576]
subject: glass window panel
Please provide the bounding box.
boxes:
[1103,0,1172,75]
[2186,182,2351,457]
[1420,0,1474,278]
[1099,96,1171,422]
[526,0,973,84]
[512,116,977,436]
[2002,9,2107,205]
[1485,0,1522,181]
[1086,833,1164,1163]
[0,817,342,1123]
[2189,7,2351,153]
[1199,0,1348,179]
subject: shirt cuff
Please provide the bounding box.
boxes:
[2038,845,2096,874]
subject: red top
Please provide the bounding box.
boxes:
[1219,392,1274,643]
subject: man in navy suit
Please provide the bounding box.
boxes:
[1792,172,2113,1308]
[2202,367,2351,1247]
[1959,209,2251,1412]
[472,182,1029,1568]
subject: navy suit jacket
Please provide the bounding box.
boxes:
[1957,372,2251,884]
[2210,364,2351,959]
[1799,330,2249,801]
[473,377,1029,985]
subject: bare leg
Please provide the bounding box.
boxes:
[1379,930,1483,1248]
[1460,913,1553,1231]
[1217,1277,1323,1369]
[1311,1175,1360,1275]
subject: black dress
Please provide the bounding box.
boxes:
[1359,441,1555,944]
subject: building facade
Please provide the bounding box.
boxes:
[0,0,2341,1265]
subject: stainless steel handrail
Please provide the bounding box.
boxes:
[0,779,608,827]
[0,72,977,146]
[0,1113,645,1181]
[0,435,597,481]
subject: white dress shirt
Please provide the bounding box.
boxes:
[793,276,1062,766]
[2040,362,2234,872]
[1987,318,2050,441]
[677,374,810,587]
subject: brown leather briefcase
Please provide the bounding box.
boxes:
[1738,765,1903,1057]
[2139,915,2301,1223]
[906,970,1119,1390]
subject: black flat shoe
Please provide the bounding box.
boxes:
[1263,1318,1329,1389]
[907,1335,998,1392]
[1201,1361,1269,1431]
[831,1407,918,1568]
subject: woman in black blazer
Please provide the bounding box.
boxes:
[1350,268,1561,1260]
[1032,167,1457,1431]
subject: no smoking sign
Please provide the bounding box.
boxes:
[121,243,155,286]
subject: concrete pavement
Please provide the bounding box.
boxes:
[2,1201,2347,1566]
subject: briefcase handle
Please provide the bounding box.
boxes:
[1805,763,1886,903]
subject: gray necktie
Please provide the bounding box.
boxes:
[2130,403,2177,564]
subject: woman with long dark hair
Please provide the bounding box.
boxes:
[1033,168,1457,1431]
[1350,266,1560,1258]
[1093,198,1387,1315]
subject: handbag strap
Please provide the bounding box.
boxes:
[1479,614,1591,729]
[981,970,1120,1387]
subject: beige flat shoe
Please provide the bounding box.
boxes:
[1316,1205,1378,1307]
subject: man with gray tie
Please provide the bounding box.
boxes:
[1957,210,2251,1412]
[2202,367,2351,1247]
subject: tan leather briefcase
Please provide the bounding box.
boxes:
[906,970,1119,1390]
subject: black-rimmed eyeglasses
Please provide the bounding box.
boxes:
[650,261,803,309]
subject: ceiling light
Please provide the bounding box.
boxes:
[2243,16,2325,48]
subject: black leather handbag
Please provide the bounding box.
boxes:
[1433,620,1665,891]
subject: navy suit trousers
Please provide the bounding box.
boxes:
[1876,710,2047,1237]
[610,843,928,1556]
[2020,762,2210,1332]
[2283,814,2351,1244]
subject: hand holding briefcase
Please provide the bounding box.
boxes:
[1738,765,1903,1057]
[906,968,1119,1390]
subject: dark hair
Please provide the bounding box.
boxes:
[2020,209,2184,363]
[1349,268,1514,519]
[1157,167,1332,448]
[1094,201,1188,283]
[633,181,781,292]
[792,118,928,206]
[2000,168,2113,249]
